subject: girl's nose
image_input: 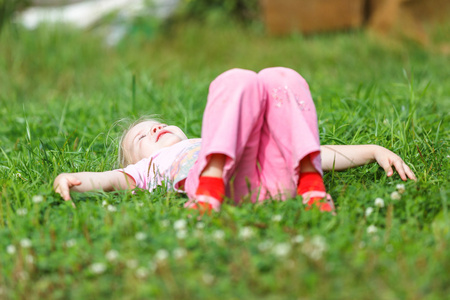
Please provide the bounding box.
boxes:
[151,124,163,134]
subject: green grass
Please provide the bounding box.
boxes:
[0,19,449,299]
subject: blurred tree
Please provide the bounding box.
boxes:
[177,0,260,23]
[0,0,30,33]
[30,0,86,5]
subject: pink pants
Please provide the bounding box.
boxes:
[184,67,322,203]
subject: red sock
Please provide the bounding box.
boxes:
[196,176,225,199]
[297,172,330,211]
[194,176,225,212]
[297,172,325,195]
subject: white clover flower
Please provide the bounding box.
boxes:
[176,229,188,240]
[32,195,43,203]
[20,238,32,248]
[102,200,108,207]
[212,230,225,241]
[238,226,254,240]
[174,219,187,231]
[291,235,305,244]
[173,247,187,259]
[6,245,16,255]
[18,271,28,281]
[137,201,144,207]
[273,243,291,257]
[105,250,119,262]
[26,255,34,264]
[193,229,203,238]
[311,236,327,249]
[160,220,170,228]
[390,191,401,200]
[65,239,77,248]
[148,261,157,272]
[311,236,327,258]
[257,240,273,252]
[302,236,327,261]
[135,267,149,279]
[396,184,406,194]
[135,232,147,241]
[359,241,366,249]
[17,208,28,216]
[126,259,138,269]
[385,244,393,253]
[365,207,374,217]
[154,249,169,262]
[367,225,378,234]
[271,214,282,222]
[107,205,117,212]
[90,263,106,274]
[202,273,214,285]
[374,198,385,208]
[196,222,205,229]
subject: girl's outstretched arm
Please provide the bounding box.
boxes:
[320,145,417,181]
[53,171,136,201]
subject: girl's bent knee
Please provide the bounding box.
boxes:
[258,67,308,88]
[259,67,297,77]
[222,68,257,80]
[213,68,259,92]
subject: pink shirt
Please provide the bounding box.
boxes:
[119,139,201,193]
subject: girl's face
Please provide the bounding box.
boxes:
[123,121,188,164]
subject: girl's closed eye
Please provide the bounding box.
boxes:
[138,134,146,140]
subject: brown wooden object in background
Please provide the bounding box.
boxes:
[260,0,365,35]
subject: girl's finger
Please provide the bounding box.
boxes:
[404,163,417,181]
[68,177,82,186]
[62,188,76,207]
[59,185,71,201]
[63,190,71,201]
[393,160,407,181]
[379,159,394,176]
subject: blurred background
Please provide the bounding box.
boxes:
[3,0,450,43]
[0,0,449,139]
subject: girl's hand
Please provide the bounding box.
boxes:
[53,170,134,205]
[53,173,82,201]
[373,146,417,181]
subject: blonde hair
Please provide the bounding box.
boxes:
[117,116,161,167]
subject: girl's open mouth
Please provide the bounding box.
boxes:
[156,131,170,142]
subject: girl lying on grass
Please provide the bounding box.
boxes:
[53,67,416,213]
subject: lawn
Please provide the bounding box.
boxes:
[0,16,449,299]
